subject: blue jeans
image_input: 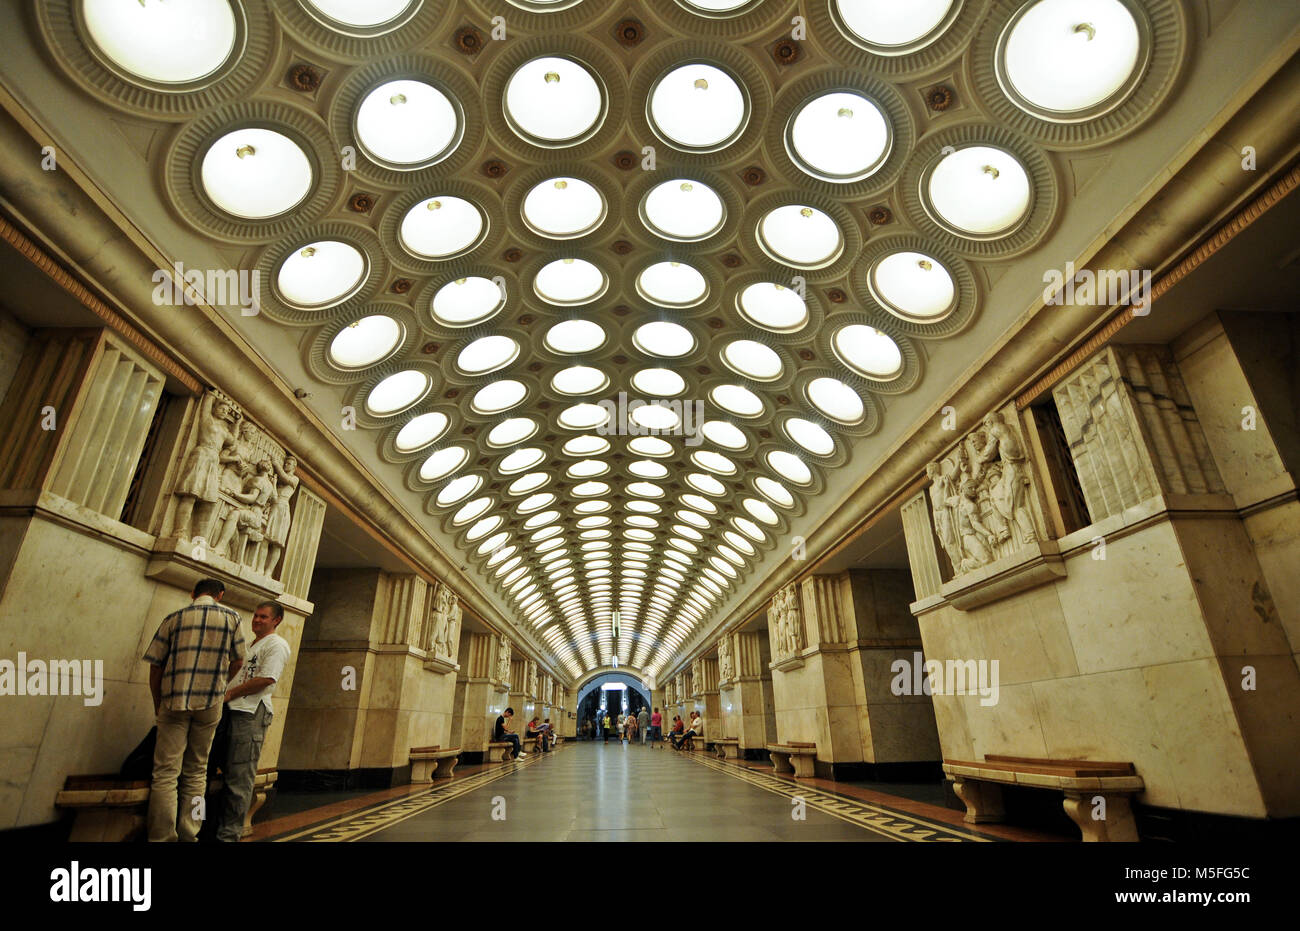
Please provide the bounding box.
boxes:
[499,733,521,757]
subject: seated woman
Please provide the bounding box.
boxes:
[525,717,543,752]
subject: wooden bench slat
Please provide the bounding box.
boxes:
[945,757,1135,778]
[984,754,1136,773]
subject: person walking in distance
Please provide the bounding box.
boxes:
[214,601,290,842]
[142,578,245,842]
[649,707,663,748]
[637,705,650,746]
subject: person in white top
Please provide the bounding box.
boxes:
[214,600,291,842]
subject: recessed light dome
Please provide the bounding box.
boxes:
[733,515,767,541]
[517,492,556,513]
[523,177,606,238]
[456,335,519,375]
[834,0,957,53]
[504,56,605,145]
[523,508,560,529]
[546,319,606,354]
[419,446,468,481]
[355,80,460,169]
[807,377,865,424]
[568,459,609,478]
[437,474,483,508]
[400,197,485,259]
[786,418,836,456]
[534,259,607,305]
[710,384,763,417]
[305,0,415,28]
[395,412,450,453]
[702,420,747,450]
[559,402,610,430]
[870,252,956,321]
[487,417,538,447]
[687,473,727,496]
[466,515,504,542]
[637,262,708,307]
[755,475,795,508]
[927,146,1032,237]
[833,325,903,379]
[681,0,752,11]
[563,435,610,456]
[722,340,783,381]
[642,180,726,241]
[629,436,674,457]
[737,282,807,333]
[500,447,546,473]
[634,322,695,358]
[431,277,504,327]
[758,205,843,268]
[767,450,812,485]
[1002,0,1143,117]
[649,63,748,152]
[691,450,736,474]
[552,365,608,395]
[366,370,429,416]
[789,91,891,183]
[329,315,402,369]
[278,241,367,309]
[472,379,527,414]
[509,472,550,495]
[629,459,669,479]
[83,0,237,86]
[453,496,493,526]
[631,368,686,397]
[631,404,680,431]
[200,128,313,219]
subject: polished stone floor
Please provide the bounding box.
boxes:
[360,741,894,842]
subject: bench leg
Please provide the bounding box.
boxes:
[433,756,459,779]
[770,751,794,775]
[951,777,1005,824]
[790,754,817,778]
[410,759,434,784]
[242,783,272,839]
[68,809,146,843]
[1063,791,1139,842]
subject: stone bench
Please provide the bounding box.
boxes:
[55,768,278,841]
[766,742,817,777]
[942,754,1144,842]
[409,745,461,783]
[487,741,521,763]
[712,737,742,760]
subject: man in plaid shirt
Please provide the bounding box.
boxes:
[143,577,245,842]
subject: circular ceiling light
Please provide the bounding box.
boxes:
[649,63,748,152]
[437,474,482,507]
[637,262,708,307]
[329,314,402,369]
[563,435,610,456]
[758,205,843,268]
[552,365,608,395]
[634,321,695,359]
[642,180,726,241]
[869,252,956,321]
[534,258,606,305]
[767,449,812,485]
[629,459,669,479]
[356,79,460,169]
[834,0,958,54]
[833,325,903,379]
[702,419,747,450]
[545,319,606,354]
[687,473,726,496]
[400,197,485,259]
[629,436,674,457]
[710,384,764,417]
[509,472,550,494]
[472,379,527,414]
[744,498,780,526]
[630,405,680,432]
[83,0,237,86]
[200,128,312,219]
[487,417,538,447]
[786,417,836,456]
[278,241,367,309]
[681,0,753,11]
[558,402,610,430]
[691,450,736,474]
[567,459,608,478]
[431,276,504,327]
[926,145,1032,237]
[395,412,450,452]
[631,368,686,397]
[304,0,415,29]
[736,282,807,332]
[500,447,546,473]
[788,91,891,183]
[456,335,519,375]
[504,56,605,146]
[574,481,611,497]
[807,377,865,424]
[1001,0,1143,119]
[452,495,493,525]
[366,370,429,416]
[722,340,783,381]
[522,177,606,238]
[755,476,795,507]
[419,446,468,481]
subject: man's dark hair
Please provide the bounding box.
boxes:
[505,707,514,715]
[193,578,225,599]
[257,600,285,621]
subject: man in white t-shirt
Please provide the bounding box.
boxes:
[214,600,290,842]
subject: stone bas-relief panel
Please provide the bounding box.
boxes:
[925,410,1039,577]
[768,583,805,662]
[168,390,300,580]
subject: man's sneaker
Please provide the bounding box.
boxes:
[518,753,528,758]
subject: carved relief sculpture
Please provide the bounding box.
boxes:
[527,661,538,698]
[427,582,462,660]
[717,635,733,682]
[691,657,701,692]
[495,635,511,684]
[925,410,1039,577]
[172,392,238,542]
[770,583,803,659]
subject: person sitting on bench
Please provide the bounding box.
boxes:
[672,711,702,750]
[494,707,525,759]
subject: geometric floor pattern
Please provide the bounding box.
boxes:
[268,741,987,842]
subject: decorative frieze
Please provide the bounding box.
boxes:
[494,635,511,690]
[1052,345,1226,523]
[717,634,734,685]
[421,581,463,664]
[768,583,805,669]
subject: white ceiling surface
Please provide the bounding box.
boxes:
[1,1,1296,683]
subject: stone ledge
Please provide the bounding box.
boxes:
[939,541,1067,612]
[146,535,285,611]
[422,655,460,675]
[769,654,806,673]
[0,490,155,554]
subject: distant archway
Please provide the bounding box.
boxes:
[575,672,652,737]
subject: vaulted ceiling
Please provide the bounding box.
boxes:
[5,0,1283,684]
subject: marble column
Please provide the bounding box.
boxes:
[730,630,777,754]
[449,631,509,759]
